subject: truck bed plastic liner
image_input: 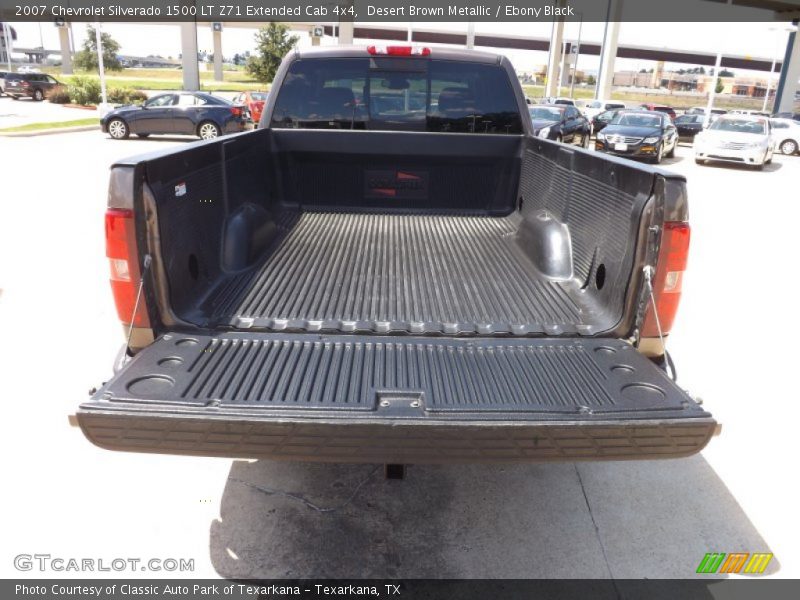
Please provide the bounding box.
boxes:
[201,212,613,336]
[78,333,715,463]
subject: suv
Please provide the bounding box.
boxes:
[4,73,63,101]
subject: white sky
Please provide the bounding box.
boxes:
[7,20,798,77]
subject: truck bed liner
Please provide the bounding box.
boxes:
[201,212,612,336]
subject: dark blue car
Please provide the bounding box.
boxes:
[101,92,248,140]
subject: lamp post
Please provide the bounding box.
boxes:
[570,12,583,98]
[95,23,109,115]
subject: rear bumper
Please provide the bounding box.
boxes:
[77,410,716,464]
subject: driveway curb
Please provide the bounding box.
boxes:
[0,124,100,137]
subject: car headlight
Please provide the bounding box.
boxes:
[538,126,551,139]
[643,136,660,144]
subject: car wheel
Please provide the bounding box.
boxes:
[694,158,704,165]
[652,143,663,164]
[33,88,44,101]
[107,118,129,140]
[136,133,150,138]
[582,132,590,148]
[666,140,676,158]
[555,134,563,144]
[11,95,19,100]
[780,139,798,155]
[198,121,221,140]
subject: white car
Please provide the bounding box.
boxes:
[770,118,800,155]
[583,99,627,121]
[694,115,775,169]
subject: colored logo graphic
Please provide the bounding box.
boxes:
[696,552,773,574]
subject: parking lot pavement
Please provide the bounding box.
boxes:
[0,131,797,579]
[0,94,102,129]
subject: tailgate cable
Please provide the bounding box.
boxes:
[126,254,152,351]
[643,265,674,380]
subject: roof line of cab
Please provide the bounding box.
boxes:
[292,45,505,65]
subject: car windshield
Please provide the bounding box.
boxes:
[529,106,564,121]
[709,118,766,134]
[250,92,268,101]
[611,113,661,127]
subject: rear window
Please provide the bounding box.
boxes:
[271,57,523,134]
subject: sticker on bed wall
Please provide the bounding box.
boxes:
[365,170,429,200]
[175,182,187,197]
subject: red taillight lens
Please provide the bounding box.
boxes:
[105,208,150,327]
[367,45,431,56]
[641,221,690,338]
[231,106,243,117]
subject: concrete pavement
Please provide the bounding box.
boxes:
[0,130,796,579]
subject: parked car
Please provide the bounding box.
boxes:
[233,90,268,126]
[596,110,678,163]
[101,92,248,140]
[591,108,626,135]
[694,115,775,169]
[684,106,727,117]
[772,111,800,122]
[673,114,707,142]
[4,73,63,101]
[529,104,591,147]
[540,96,575,106]
[640,103,677,120]
[583,99,626,120]
[769,118,800,155]
[0,70,7,96]
[77,46,715,465]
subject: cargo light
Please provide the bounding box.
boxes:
[367,45,431,56]
[642,221,690,338]
[105,208,150,328]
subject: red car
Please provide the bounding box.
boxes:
[640,103,677,120]
[233,90,269,126]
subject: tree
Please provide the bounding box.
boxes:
[586,74,596,86]
[715,77,725,94]
[74,25,122,71]
[246,23,299,84]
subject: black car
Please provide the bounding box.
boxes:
[595,110,678,164]
[673,114,707,142]
[101,92,248,140]
[591,108,626,135]
[529,104,591,147]
[4,73,63,101]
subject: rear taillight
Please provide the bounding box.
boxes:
[641,221,690,338]
[231,106,243,117]
[105,208,150,327]
[367,45,431,56]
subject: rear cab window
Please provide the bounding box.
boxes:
[271,57,523,134]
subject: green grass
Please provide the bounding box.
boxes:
[41,67,268,92]
[0,118,99,133]
[520,84,782,111]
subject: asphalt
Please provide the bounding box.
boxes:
[0,130,797,579]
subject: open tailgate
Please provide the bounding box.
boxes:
[78,333,715,463]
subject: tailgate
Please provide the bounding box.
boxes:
[78,334,715,463]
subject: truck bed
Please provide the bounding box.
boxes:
[202,211,608,335]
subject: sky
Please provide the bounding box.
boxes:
[5,20,798,78]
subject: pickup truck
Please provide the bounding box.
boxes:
[78,46,715,464]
